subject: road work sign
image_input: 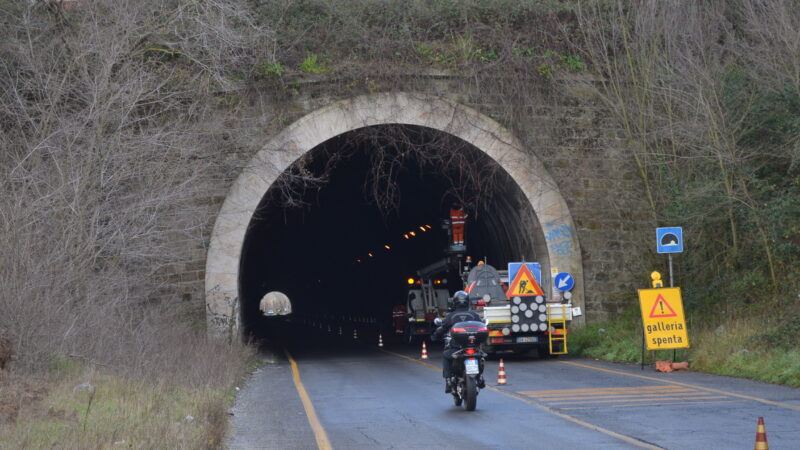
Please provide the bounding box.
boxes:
[638,288,689,350]
[508,262,541,286]
[506,264,544,299]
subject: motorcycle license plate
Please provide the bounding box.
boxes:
[465,358,479,375]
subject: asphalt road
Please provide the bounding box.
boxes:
[229,326,800,449]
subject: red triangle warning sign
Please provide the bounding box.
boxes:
[506,264,544,299]
[649,294,678,318]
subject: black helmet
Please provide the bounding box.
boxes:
[452,291,469,309]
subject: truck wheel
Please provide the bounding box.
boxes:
[404,325,415,345]
[464,376,478,411]
[537,342,552,359]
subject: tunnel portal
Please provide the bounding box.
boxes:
[205,92,583,339]
[239,125,541,339]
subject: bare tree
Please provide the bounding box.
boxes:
[0,0,265,373]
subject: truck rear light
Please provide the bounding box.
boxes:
[490,337,504,344]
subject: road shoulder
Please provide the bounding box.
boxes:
[228,348,319,450]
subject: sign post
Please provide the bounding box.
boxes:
[656,227,683,287]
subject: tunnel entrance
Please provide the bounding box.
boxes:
[239,125,542,340]
[205,92,582,339]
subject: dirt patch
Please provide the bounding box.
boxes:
[0,375,48,424]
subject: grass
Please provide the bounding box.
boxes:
[1,342,261,449]
[1,371,233,448]
[570,302,800,387]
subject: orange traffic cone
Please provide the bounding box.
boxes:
[378,334,384,347]
[497,359,507,385]
[755,416,768,450]
[421,342,429,359]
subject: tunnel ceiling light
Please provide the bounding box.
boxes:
[409,231,416,236]
[404,234,409,239]
[356,258,362,263]
[368,252,373,257]
[419,226,426,232]
[384,244,391,250]
[425,224,432,229]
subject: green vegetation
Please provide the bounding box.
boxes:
[258,61,285,78]
[299,53,330,74]
[571,306,800,387]
[0,366,255,448]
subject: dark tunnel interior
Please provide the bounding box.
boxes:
[239,125,547,340]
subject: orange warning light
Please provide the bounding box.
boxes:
[407,277,415,285]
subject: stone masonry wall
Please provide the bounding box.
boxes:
[170,76,653,325]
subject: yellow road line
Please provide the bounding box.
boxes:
[284,348,333,450]
[527,392,716,401]
[547,395,728,405]
[520,385,688,395]
[380,349,662,450]
[560,399,743,410]
[559,360,800,412]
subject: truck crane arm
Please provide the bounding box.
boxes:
[416,256,456,280]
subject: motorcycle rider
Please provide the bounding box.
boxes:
[432,291,485,393]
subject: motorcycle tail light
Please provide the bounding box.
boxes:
[478,327,488,332]
[465,348,477,355]
[451,327,466,333]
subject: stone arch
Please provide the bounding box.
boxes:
[205,92,583,338]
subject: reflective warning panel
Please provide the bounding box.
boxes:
[638,288,689,350]
[506,264,544,299]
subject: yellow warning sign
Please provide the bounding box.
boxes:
[638,288,689,350]
[506,264,544,299]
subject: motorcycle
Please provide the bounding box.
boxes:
[436,319,489,411]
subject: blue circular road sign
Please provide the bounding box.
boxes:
[554,272,575,291]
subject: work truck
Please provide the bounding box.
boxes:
[465,262,570,357]
[397,277,450,344]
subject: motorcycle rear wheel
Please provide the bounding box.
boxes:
[464,375,478,411]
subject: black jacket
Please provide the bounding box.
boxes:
[432,308,482,346]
